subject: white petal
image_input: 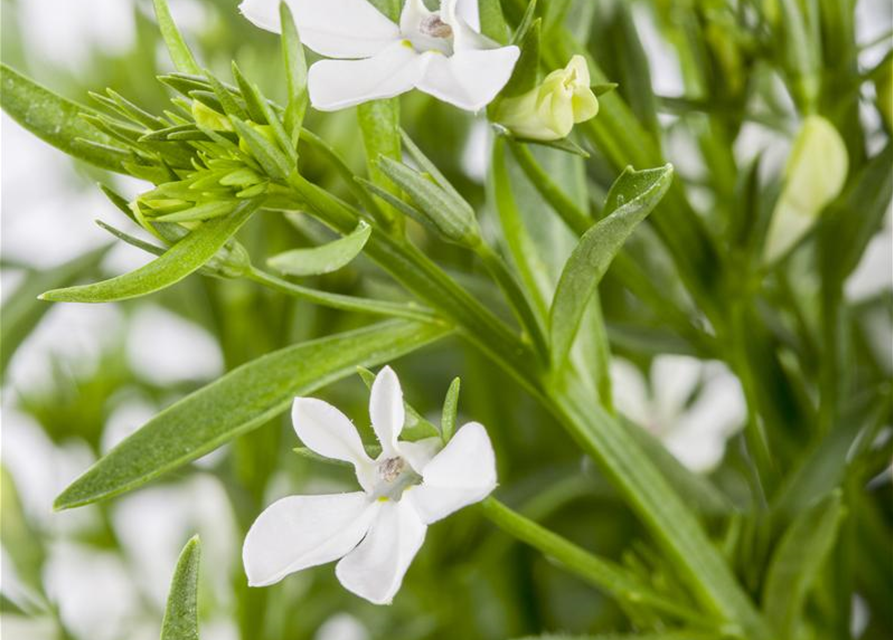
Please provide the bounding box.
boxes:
[397,436,442,474]
[609,358,652,428]
[651,355,702,418]
[406,422,496,524]
[292,398,375,490]
[416,47,520,111]
[369,366,405,457]
[243,492,379,586]
[308,41,424,111]
[240,0,400,58]
[454,0,481,32]
[335,499,426,604]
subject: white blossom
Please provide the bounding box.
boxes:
[239,0,520,111]
[610,356,746,472]
[242,366,497,604]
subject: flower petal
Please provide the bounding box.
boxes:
[406,422,496,524]
[335,499,426,604]
[308,41,424,111]
[292,398,375,490]
[454,0,481,32]
[369,366,405,457]
[239,0,400,58]
[416,47,520,111]
[243,492,379,586]
[397,436,442,474]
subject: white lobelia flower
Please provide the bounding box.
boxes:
[239,0,520,112]
[242,366,497,604]
[610,356,746,473]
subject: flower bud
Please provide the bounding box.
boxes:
[494,55,600,141]
[192,101,233,132]
[764,115,848,262]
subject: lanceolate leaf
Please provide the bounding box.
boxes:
[54,320,450,509]
[161,536,202,640]
[153,0,202,75]
[0,64,128,173]
[40,200,261,303]
[280,1,308,144]
[763,492,846,639]
[549,165,673,371]
[268,221,371,276]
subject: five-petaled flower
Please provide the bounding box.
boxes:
[240,0,520,111]
[242,366,497,604]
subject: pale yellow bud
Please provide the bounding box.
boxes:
[764,115,848,262]
[495,55,600,141]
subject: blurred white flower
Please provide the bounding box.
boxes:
[611,356,746,472]
[240,0,519,111]
[315,613,369,640]
[243,366,497,604]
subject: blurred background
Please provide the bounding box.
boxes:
[2,1,891,639]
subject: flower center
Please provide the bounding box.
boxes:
[419,14,453,39]
[373,456,420,501]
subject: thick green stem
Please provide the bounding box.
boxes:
[479,497,710,627]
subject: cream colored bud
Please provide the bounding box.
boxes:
[495,55,600,141]
[764,115,848,262]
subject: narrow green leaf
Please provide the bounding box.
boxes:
[280,1,308,145]
[40,199,261,303]
[160,536,201,640]
[358,99,402,227]
[501,19,541,98]
[441,377,461,442]
[478,0,510,43]
[0,64,127,173]
[268,221,371,276]
[1,245,112,376]
[549,165,674,370]
[763,492,846,639]
[230,117,292,180]
[54,320,450,509]
[231,62,268,124]
[153,0,202,75]
[154,201,236,223]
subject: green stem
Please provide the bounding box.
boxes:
[479,497,710,628]
[246,266,440,324]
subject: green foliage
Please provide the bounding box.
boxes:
[161,537,202,640]
[268,221,371,276]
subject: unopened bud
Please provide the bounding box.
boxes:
[495,55,599,141]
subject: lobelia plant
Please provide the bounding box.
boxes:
[0,0,890,639]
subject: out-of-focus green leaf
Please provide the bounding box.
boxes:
[0,64,128,173]
[160,536,201,640]
[153,0,202,75]
[763,491,846,639]
[54,320,450,509]
[1,245,112,376]
[1,466,45,593]
[280,1,308,145]
[40,200,261,303]
[478,0,510,43]
[549,165,674,371]
[267,221,371,276]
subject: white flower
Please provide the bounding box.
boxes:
[239,0,520,111]
[242,366,497,604]
[610,356,746,473]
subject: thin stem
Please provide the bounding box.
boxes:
[246,266,440,324]
[475,242,550,364]
[479,497,711,628]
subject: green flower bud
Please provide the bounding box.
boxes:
[495,55,600,141]
[191,101,234,132]
[764,115,848,262]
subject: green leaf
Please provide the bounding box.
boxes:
[153,0,202,75]
[549,165,673,371]
[267,221,371,276]
[478,0,510,43]
[0,64,128,173]
[280,1,308,145]
[501,19,541,98]
[230,117,292,180]
[1,245,112,377]
[763,492,846,639]
[441,377,461,442]
[40,199,261,303]
[358,99,402,227]
[161,536,201,640]
[54,320,450,509]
